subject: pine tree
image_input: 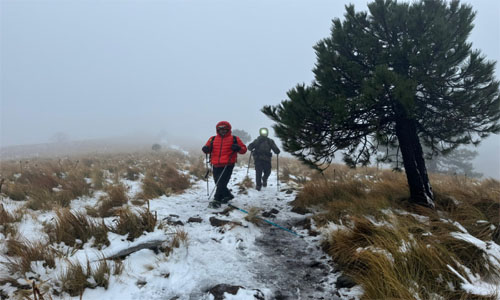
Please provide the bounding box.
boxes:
[263,0,500,208]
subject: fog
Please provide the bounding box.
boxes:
[1,0,499,178]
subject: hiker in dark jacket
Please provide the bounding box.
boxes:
[248,128,280,191]
[202,121,247,208]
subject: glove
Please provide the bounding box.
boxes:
[202,145,210,154]
[231,144,241,152]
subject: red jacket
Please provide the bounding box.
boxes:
[205,121,247,167]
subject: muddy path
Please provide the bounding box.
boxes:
[250,216,342,300]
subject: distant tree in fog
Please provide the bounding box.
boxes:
[232,129,251,144]
[426,148,482,178]
[380,145,483,178]
[50,132,69,144]
[152,144,162,151]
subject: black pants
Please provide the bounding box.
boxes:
[255,160,271,187]
[213,165,234,201]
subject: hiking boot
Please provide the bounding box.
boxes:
[220,193,234,204]
[256,185,261,191]
[208,201,222,209]
[262,180,267,187]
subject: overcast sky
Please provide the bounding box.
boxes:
[1,0,499,178]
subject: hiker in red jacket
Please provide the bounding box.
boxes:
[202,121,247,208]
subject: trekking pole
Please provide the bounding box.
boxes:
[246,151,253,176]
[207,151,236,201]
[276,154,280,192]
[228,204,301,237]
[204,153,210,196]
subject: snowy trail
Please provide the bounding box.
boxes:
[130,166,343,300]
[226,169,341,299]
[2,165,352,300]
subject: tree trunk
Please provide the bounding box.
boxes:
[395,118,435,208]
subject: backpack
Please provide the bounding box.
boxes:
[253,137,272,159]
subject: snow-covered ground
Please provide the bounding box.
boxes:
[0,166,361,300]
[2,164,499,299]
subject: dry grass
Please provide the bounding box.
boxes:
[188,156,208,180]
[235,176,254,194]
[432,175,500,243]
[243,207,262,225]
[139,164,190,200]
[3,239,56,275]
[163,228,189,256]
[1,150,193,203]
[57,258,114,296]
[1,159,92,210]
[140,172,165,200]
[324,214,498,299]
[57,260,90,297]
[0,150,198,298]
[125,166,141,181]
[3,182,28,201]
[277,156,320,184]
[113,205,157,241]
[172,228,188,247]
[291,163,500,300]
[0,204,20,236]
[45,209,110,248]
[25,188,74,211]
[97,184,129,217]
[112,259,124,276]
[91,168,105,189]
[91,259,112,289]
[61,172,91,199]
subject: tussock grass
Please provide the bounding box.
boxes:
[3,239,56,275]
[141,173,165,200]
[243,207,262,225]
[171,228,188,248]
[26,188,73,211]
[324,214,497,299]
[235,176,254,194]
[291,163,500,300]
[91,259,112,289]
[97,184,129,217]
[163,228,188,256]
[240,176,254,188]
[159,165,191,192]
[188,156,208,180]
[113,205,157,241]
[61,172,91,199]
[140,165,190,200]
[91,168,105,189]
[57,257,115,296]
[112,259,124,276]
[0,204,20,236]
[432,175,500,243]
[46,209,110,248]
[4,182,28,201]
[125,166,141,181]
[278,157,320,184]
[58,261,89,297]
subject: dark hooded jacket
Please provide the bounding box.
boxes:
[248,135,280,163]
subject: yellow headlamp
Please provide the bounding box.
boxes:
[259,128,268,137]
